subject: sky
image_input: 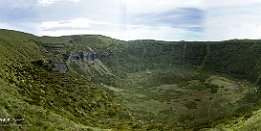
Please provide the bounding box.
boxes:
[0,0,261,41]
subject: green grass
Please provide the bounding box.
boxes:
[112,70,258,129]
[0,29,261,130]
[0,30,139,130]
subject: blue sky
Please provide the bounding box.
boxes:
[0,0,261,41]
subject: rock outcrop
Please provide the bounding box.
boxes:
[52,59,67,73]
[66,50,113,84]
[68,51,97,62]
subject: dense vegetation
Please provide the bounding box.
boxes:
[0,30,138,130]
[0,29,260,130]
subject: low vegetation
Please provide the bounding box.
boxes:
[0,29,260,130]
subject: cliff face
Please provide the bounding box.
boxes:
[68,51,97,62]
[1,29,260,130]
[52,59,67,73]
[203,41,261,84]
[65,50,113,85]
[96,40,261,84]
[90,40,261,130]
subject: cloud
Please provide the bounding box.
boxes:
[128,8,204,32]
[40,18,125,31]
[39,18,199,41]
[0,0,205,40]
[39,0,80,6]
[3,0,261,41]
[125,25,200,41]
[39,22,196,41]
[126,0,204,14]
[205,3,261,40]
[205,0,261,8]
[41,18,93,29]
[39,18,126,36]
[36,0,125,23]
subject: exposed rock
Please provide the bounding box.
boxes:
[68,51,97,62]
[52,59,67,73]
[68,53,81,61]
[83,51,97,62]
[66,50,113,85]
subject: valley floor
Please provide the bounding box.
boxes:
[101,69,259,130]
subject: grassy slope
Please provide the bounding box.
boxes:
[1,29,261,130]
[35,33,261,130]
[202,107,261,131]
[79,38,261,129]
[112,70,259,129]
[0,30,139,130]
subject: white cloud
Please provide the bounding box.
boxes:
[125,25,189,40]
[39,18,194,41]
[39,25,190,41]
[41,18,94,29]
[205,0,261,8]
[3,0,261,41]
[205,5,261,40]
[126,0,204,14]
[39,0,80,6]
[39,18,125,37]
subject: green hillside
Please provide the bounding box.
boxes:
[0,30,138,130]
[0,29,260,130]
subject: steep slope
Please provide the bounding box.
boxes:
[36,33,261,130]
[62,37,261,129]
[201,107,261,130]
[0,30,138,130]
[0,29,261,130]
[96,40,261,84]
[109,40,261,130]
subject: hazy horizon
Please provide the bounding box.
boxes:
[1,0,261,41]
